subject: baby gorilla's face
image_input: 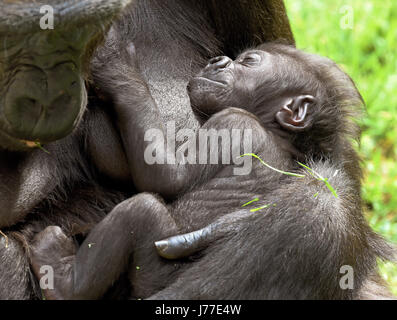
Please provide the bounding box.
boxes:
[188,50,272,116]
[188,47,318,133]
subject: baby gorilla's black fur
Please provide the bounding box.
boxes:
[31,43,395,300]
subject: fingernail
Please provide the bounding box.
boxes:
[155,240,168,252]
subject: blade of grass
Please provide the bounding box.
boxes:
[240,154,338,198]
[323,179,339,198]
[242,198,259,207]
[35,142,50,154]
[297,162,338,198]
[297,161,322,179]
[241,153,305,178]
[250,204,272,212]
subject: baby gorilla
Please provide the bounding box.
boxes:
[31,43,367,299]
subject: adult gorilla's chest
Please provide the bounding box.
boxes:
[124,0,221,134]
[147,76,199,132]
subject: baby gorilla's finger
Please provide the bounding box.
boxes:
[155,225,215,260]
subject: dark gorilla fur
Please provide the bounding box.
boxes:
[0,0,297,299]
[31,43,395,300]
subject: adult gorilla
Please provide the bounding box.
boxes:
[1,0,392,299]
[0,0,134,298]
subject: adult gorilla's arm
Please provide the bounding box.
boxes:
[0,148,65,228]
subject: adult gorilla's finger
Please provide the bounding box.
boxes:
[155,225,215,259]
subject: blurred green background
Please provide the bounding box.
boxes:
[284,0,397,294]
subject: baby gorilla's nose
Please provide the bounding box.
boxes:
[208,56,232,71]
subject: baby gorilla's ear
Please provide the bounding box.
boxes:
[275,95,316,132]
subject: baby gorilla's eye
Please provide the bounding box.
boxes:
[241,53,261,66]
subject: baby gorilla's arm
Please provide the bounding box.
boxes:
[30,193,178,300]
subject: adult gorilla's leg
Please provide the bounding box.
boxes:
[30,193,178,300]
[0,235,38,299]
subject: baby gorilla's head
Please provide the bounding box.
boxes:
[188,43,364,158]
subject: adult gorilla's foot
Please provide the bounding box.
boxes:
[30,226,75,300]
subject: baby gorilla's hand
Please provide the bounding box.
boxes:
[91,36,149,104]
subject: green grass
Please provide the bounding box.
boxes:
[284,0,397,295]
[241,154,339,197]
